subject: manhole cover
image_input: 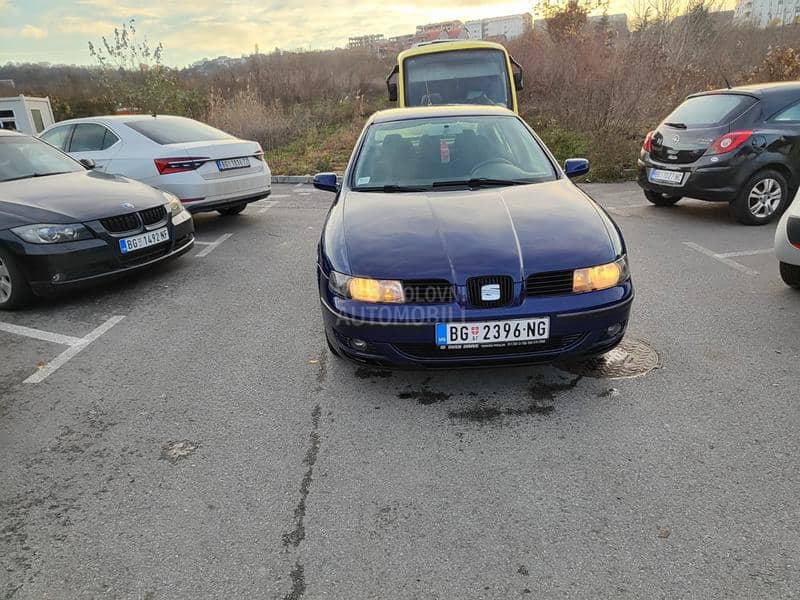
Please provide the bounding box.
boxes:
[557,338,659,379]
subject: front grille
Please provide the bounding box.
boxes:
[101,213,140,234]
[395,333,585,359]
[526,270,574,297]
[403,280,455,303]
[467,275,513,308]
[140,205,167,226]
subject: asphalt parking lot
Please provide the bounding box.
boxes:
[1,181,799,599]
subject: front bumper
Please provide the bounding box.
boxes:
[3,215,195,297]
[321,283,634,368]
[637,153,749,202]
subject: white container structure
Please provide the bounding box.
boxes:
[0,95,55,135]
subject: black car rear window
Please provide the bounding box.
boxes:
[664,94,756,128]
[125,117,233,145]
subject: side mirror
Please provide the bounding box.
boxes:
[79,158,96,170]
[564,158,590,179]
[386,65,399,102]
[510,57,523,91]
[313,172,338,192]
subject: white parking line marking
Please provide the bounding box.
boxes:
[0,321,83,346]
[257,200,279,214]
[716,248,774,259]
[195,233,233,257]
[683,241,760,276]
[24,316,125,384]
[294,183,303,188]
[270,194,290,199]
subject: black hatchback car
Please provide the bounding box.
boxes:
[0,131,194,309]
[638,82,800,225]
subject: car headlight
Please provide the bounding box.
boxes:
[162,191,185,217]
[573,256,629,293]
[329,271,405,303]
[11,223,93,244]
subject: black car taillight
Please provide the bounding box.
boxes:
[154,157,209,175]
[705,131,753,156]
[642,130,655,153]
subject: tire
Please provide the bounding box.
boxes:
[0,247,33,310]
[644,190,682,206]
[218,203,247,216]
[780,262,800,289]
[731,169,789,225]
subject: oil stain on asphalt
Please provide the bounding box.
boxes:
[448,374,582,424]
[354,367,393,379]
[397,377,452,405]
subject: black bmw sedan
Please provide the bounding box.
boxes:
[638,82,800,225]
[0,130,194,309]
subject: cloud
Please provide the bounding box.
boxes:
[5,0,543,66]
[20,24,48,39]
[55,16,119,37]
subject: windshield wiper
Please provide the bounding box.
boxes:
[356,184,430,192]
[664,122,688,129]
[431,178,530,189]
[1,172,71,182]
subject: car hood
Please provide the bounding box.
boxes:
[0,170,166,227]
[339,179,620,283]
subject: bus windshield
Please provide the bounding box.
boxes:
[403,49,512,110]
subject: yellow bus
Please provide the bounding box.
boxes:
[386,40,524,114]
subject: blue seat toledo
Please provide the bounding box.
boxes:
[314,105,633,368]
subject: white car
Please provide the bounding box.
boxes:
[39,115,271,216]
[775,188,800,288]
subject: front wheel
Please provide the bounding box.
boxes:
[0,248,33,310]
[218,203,247,216]
[731,170,788,225]
[780,262,800,289]
[644,190,682,206]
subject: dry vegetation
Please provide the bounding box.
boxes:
[2,1,799,178]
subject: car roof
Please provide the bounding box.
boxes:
[47,114,190,126]
[368,104,517,124]
[690,81,800,117]
[693,81,800,98]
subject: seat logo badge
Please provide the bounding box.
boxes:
[121,202,135,209]
[672,134,680,143]
[481,284,501,301]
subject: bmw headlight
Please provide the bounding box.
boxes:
[329,271,405,303]
[162,191,185,217]
[12,223,93,244]
[573,255,630,293]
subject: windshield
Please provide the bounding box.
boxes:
[0,136,83,182]
[351,115,557,191]
[403,49,512,110]
[664,94,756,128]
[125,117,233,145]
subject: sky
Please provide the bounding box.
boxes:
[0,0,731,67]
